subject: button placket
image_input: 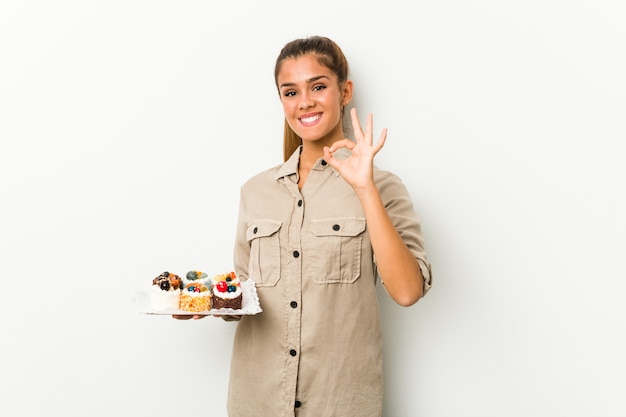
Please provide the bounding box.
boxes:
[283,180,304,414]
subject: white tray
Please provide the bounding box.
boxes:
[134,279,262,316]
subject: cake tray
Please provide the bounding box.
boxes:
[134,279,262,316]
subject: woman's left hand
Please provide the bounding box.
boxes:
[323,108,387,191]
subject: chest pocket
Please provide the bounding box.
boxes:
[246,220,282,287]
[305,218,366,284]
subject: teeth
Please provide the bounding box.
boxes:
[301,115,320,123]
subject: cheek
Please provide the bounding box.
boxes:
[281,104,300,130]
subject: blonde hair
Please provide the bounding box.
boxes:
[274,36,350,161]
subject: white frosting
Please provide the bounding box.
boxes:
[213,283,242,299]
[149,285,180,311]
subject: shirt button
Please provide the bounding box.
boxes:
[292,250,300,258]
[295,400,302,408]
[253,227,258,234]
[298,199,303,207]
[289,349,297,356]
[332,224,340,231]
[290,301,298,308]
[321,160,327,166]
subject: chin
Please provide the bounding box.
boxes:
[297,127,331,143]
[300,135,328,144]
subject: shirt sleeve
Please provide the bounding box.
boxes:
[375,169,433,295]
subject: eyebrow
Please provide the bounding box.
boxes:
[279,75,330,89]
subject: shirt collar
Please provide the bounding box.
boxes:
[273,145,353,181]
[274,146,302,180]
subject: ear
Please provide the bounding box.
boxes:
[341,80,353,106]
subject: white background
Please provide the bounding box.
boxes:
[1,1,625,416]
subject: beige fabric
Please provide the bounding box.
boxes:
[227,147,432,417]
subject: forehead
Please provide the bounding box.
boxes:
[277,54,336,85]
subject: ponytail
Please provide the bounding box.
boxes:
[283,120,302,161]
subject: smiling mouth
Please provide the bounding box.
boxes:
[299,114,321,125]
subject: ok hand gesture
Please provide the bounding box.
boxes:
[323,108,387,191]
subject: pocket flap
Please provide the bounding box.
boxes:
[246,220,282,241]
[310,218,366,237]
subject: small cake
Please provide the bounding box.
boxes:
[149,271,183,311]
[179,282,212,312]
[211,271,243,310]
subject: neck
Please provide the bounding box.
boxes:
[299,142,325,170]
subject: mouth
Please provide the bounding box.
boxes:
[298,113,322,126]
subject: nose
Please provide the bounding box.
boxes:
[299,92,313,110]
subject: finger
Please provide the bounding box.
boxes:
[372,128,388,153]
[323,145,339,166]
[350,108,364,141]
[366,113,374,144]
[328,138,356,154]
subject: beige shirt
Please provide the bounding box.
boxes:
[227,147,432,417]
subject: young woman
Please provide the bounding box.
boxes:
[175,35,432,416]
[226,36,432,417]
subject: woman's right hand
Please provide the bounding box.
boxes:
[171,314,241,321]
[216,315,242,321]
[172,314,206,320]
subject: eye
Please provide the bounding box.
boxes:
[312,84,326,92]
[283,90,296,97]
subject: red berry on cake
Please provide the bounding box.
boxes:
[216,281,228,293]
